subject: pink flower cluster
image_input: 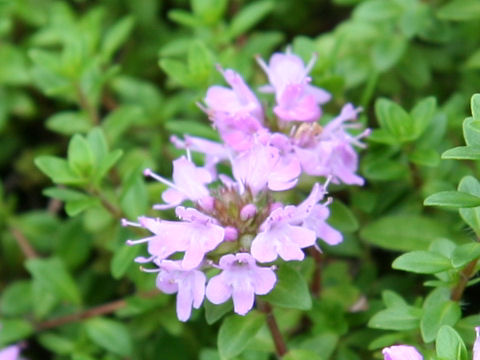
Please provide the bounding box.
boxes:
[123,49,368,321]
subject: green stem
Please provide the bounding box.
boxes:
[75,83,99,125]
[360,71,379,108]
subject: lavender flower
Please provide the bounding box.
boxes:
[382,345,423,360]
[251,206,317,263]
[144,156,213,210]
[0,345,21,360]
[154,260,206,322]
[291,182,342,246]
[257,51,331,122]
[206,253,276,315]
[204,67,265,151]
[126,208,225,270]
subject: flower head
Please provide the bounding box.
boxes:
[382,345,423,360]
[206,253,276,315]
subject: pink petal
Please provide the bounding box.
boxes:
[176,279,194,322]
[192,271,206,308]
[161,188,184,205]
[277,238,305,261]
[287,225,317,248]
[232,281,255,315]
[206,274,231,304]
[253,268,276,295]
[251,232,278,263]
[156,272,178,294]
[182,239,205,270]
[382,345,423,360]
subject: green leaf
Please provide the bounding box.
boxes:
[0,319,34,346]
[46,111,91,135]
[191,0,228,25]
[159,58,192,87]
[102,105,142,144]
[327,199,359,233]
[360,215,448,251]
[463,118,480,147]
[120,171,148,219]
[421,288,461,343]
[25,257,81,305]
[34,156,85,185]
[261,263,312,310]
[472,94,480,121]
[367,129,399,145]
[362,158,407,181]
[85,318,133,357]
[353,0,402,21]
[436,326,468,360]
[0,281,33,316]
[38,333,75,355]
[86,127,108,166]
[424,191,480,208]
[382,290,408,308]
[368,306,421,331]
[187,40,212,85]
[94,149,123,185]
[65,197,101,216]
[458,176,480,235]
[204,299,233,325]
[217,311,265,359]
[411,96,436,137]
[375,98,415,141]
[43,187,89,202]
[284,349,324,360]
[437,0,480,21]
[101,16,135,62]
[168,9,202,27]
[372,36,407,72]
[110,244,140,279]
[68,134,95,177]
[451,243,480,268]
[392,251,452,274]
[228,0,274,39]
[442,146,480,160]
[408,147,440,167]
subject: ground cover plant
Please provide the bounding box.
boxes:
[0,0,480,359]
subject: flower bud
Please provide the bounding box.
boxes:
[240,204,257,220]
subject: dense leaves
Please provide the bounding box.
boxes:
[1,0,480,359]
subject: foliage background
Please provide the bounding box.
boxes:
[1,0,480,359]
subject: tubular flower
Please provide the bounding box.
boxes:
[206,253,276,315]
[257,51,331,122]
[154,260,206,322]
